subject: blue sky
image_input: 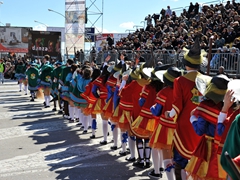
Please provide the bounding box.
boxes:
[0,0,206,33]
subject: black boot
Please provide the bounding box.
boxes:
[174,163,182,180]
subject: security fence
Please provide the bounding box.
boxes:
[84,49,240,76]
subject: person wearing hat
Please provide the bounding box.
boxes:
[185,74,230,179]
[81,68,101,139]
[51,61,63,111]
[39,55,54,108]
[110,61,133,156]
[102,59,122,150]
[164,37,205,179]
[0,59,5,84]
[59,58,74,117]
[25,62,40,101]
[91,55,111,145]
[131,65,163,169]
[118,59,153,168]
[148,65,182,179]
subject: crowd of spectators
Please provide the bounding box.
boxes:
[88,0,240,70]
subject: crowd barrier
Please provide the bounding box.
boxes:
[79,49,240,76]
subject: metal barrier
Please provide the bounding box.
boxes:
[84,49,240,76]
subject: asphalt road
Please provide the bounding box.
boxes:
[0,80,168,180]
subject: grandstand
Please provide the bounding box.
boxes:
[81,0,240,77]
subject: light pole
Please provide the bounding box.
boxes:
[48,8,66,60]
[140,21,146,29]
[48,9,65,18]
[133,25,143,30]
[34,20,47,27]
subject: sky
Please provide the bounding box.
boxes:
[0,0,211,33]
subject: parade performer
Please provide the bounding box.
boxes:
[103,61,121,150]
[221,113,240,180]
[25,62,39,101]
[51,61,63,111]
[81,68,101,139]
[131,65,162,169]
[15,60,27,93]
[39,55,54,108]
[59,59,74,118]
[67,64,78,122]
[91,56,110,145]
[148,66,181,179]
[70,65,92,132]
[185,74,230,180]
[218,82,240,180]
[164,38,204,180]
[119,59,151,167]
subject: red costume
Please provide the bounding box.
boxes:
[172,71,202,159]
[91,77,108,115]
[186,100,227,180]
[149,86,176,150]
[118,80,143,132]
[102,75,116,119]
[81,82,96,116]
[131,84,158,139]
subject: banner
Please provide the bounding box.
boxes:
[65,0,85,55]
[85,27,95,42]
[28,31,61,58]
[0,27,31,53]
[95,33,113,52]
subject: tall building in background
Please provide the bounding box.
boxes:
[65,0,85,56]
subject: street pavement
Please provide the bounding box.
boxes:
[0,80,168,180]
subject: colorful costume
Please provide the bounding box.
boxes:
[39,63,53,88]
[149,86,175,150]
[131,84,158,139]
[220,111,240,180]
[26,65,39,91]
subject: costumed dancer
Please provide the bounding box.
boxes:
[70,65,92,133]
[118,58,150,165]
[131,64,160,169]
[218,80,240,180]
[25,62,40,101]
[148,66,181,179]
[59,59,74,118]
[39,55,54,108]
[81,68,101,138]
[91,56,111,145]
[51,61,63,112]
[164,37,204,180]
[15,60,27,93]
[67,64,78,122]
[221,112,240,180]
[185,74,230,180]
[102,61,120,150]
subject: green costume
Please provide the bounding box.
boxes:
[221,114,240,180]
[15,64,26,80]
[39,63,53,88]
[51,65,64,98]
[59,66,72,100]
[26,66,39,91]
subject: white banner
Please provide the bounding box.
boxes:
[65,0,85,55]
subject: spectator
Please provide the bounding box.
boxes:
[0,59,5,84]
[165,6,172,18]
[145,14,152,26]
[217,66,229,77]
[106,35,114,48]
